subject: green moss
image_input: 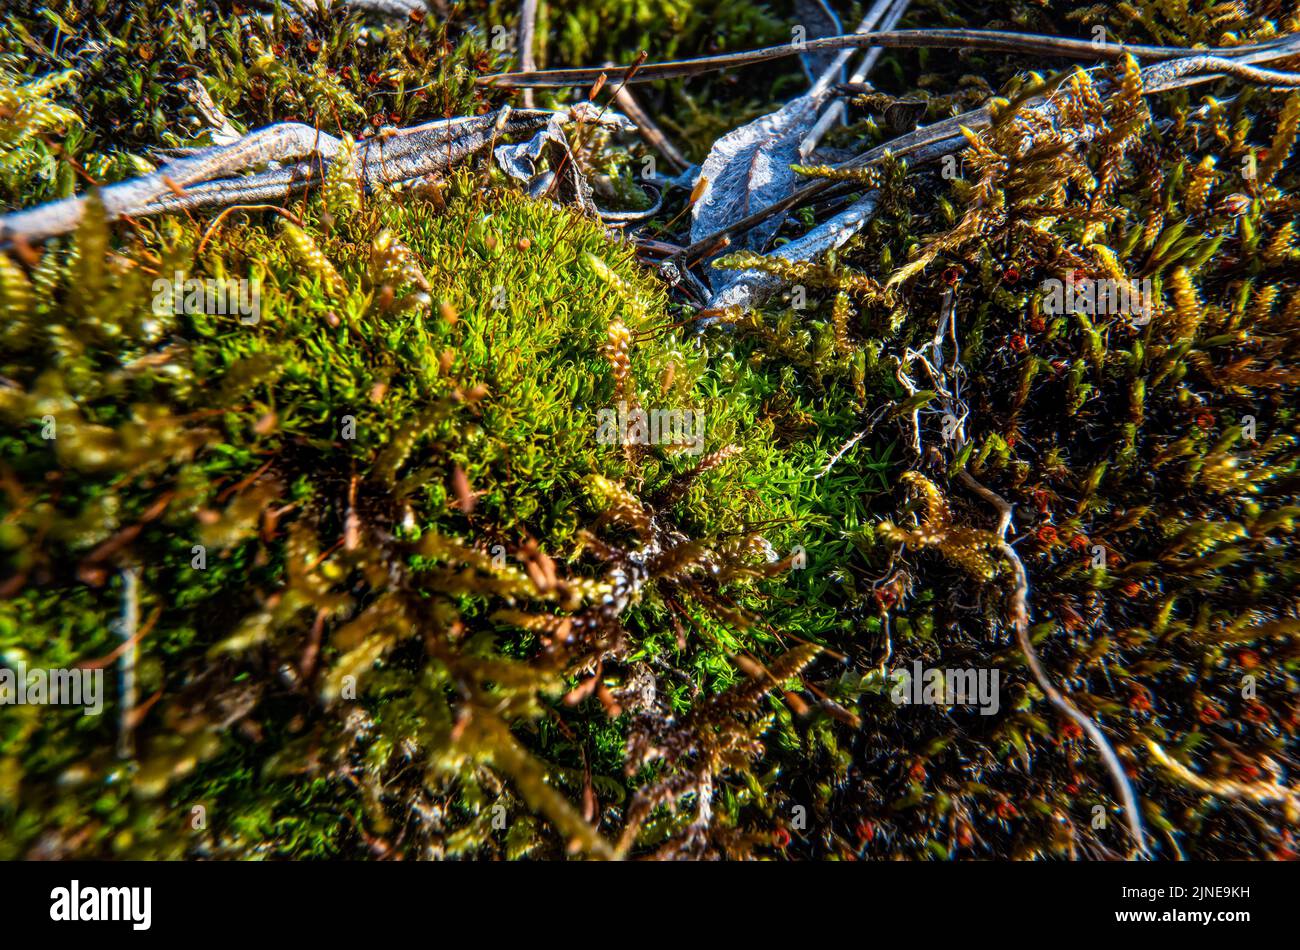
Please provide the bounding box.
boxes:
[0,137,827,856]
[1,0,1298,862]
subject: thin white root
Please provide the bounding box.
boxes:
[996,539,1149,857]
[116,567,141,761]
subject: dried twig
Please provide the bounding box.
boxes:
[808,0,895,96]
[678,41,1300,267]
[344,0,426,14]
[518,0,539,109]
[0,110,569,244]
[802,0,913,158]
[481,29,1300,87]
[957,471,1012,539]
[814,406,887,479]
[611,84,690,174]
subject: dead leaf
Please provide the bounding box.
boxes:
[690,91,833,286]
[494,107,634,215]
[705,191,882,313]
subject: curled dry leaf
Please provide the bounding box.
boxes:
[690,90,833,287]
[494,112,596,213]
[493,107,637,216]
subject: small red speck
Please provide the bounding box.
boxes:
[370,113,384,127]
[1061,721,1084,741]
[272,43,286,57]
[942,266,961,285]
[1009,333,1027,353]
[1195,412,1215,430]
[956,823,974,848]
[1237,649,1260,670]
[1036,524,1058,545]
[1198,704,1222,725]
[773,828,791,849]
[1129,692,1152,713]
[389,111,401,123]
[856,820,875,843]
[367,71,382,86]
[1069,534,1091,553]
[1006,432,1019,448]
[1238,764,1261,781]
[1065,781,1080,794]
[1029,314,1046,333]
[1120,581,1141,598]
[1003,266,1020,284]
[996,801,1018,820]
[909,762,927,782]
[1244,702,1271,725]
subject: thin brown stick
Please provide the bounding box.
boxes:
[480,29,1300,87]
[611,84,690,173]
[957,469,1013,539]
[678,43,1300,266]
[803,0,913,156]
[77,605,160,671]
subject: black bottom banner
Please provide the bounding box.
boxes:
[0,858,1283,938]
